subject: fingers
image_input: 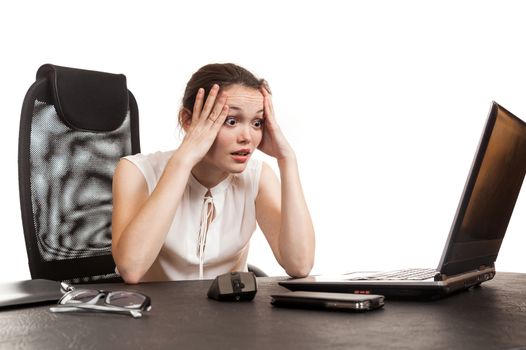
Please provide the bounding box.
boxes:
[260,87,276,124]
[191,88,205,124]
[210,104,229,132]
[206,93,228,124]
[199,84,220,123]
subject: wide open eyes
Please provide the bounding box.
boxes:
[225,116,237,126]
[252,118,264,128]
[224,117,264,129]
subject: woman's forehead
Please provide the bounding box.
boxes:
[223,85,263,113]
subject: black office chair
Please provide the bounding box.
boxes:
[18,64,140,283]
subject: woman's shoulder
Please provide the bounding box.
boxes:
[121,150,176,192]
[124,150,175,169]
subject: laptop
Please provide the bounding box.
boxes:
[280,102,526,299]
[0,279,62,308]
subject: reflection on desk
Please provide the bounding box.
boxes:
[0,272,525,350]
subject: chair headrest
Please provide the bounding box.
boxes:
[36,64,129,132]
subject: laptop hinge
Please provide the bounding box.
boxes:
[435,264,495,282]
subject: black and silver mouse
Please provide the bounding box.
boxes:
[207,271,257,301]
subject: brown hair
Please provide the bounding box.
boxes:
[180,63,270,125]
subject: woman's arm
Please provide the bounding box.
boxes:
[255,88,315,278]
[112,153,194,284]
[256,159,315,278]
[112,85,229,283]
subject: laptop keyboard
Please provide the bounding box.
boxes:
[348,268,439,281]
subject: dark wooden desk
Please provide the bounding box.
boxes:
[1,272,525,349]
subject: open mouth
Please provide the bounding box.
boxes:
[231,151,250,156]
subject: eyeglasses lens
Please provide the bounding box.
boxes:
[106,291,147,309]
[61,290,101,304]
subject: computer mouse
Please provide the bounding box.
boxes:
[207,271,257,301]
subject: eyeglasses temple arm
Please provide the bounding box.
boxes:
[60,282,74,293]
[50,304,143,318]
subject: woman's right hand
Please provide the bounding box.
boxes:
[176,84,229,165]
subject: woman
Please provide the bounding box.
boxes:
[112,63,315,283]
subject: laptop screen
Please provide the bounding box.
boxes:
[438,102,526,276]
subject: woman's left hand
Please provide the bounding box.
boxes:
[258,87,295,161]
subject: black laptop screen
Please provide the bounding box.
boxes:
[439,103,526,275]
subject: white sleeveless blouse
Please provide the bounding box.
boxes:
[123,150,262,281]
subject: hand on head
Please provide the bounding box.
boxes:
[257,87,295,161]
[178,84,229,166]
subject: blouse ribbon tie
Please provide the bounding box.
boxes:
[197,195,214,279]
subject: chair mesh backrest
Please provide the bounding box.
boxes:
[30,101,131,261]
[19,64,140,282]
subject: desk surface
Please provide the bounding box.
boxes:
[1,272,525,350]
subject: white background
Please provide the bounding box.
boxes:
[1,0,525,282]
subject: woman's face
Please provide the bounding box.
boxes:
[203,84,264,174]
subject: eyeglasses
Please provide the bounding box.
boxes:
[49,282,152,319]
